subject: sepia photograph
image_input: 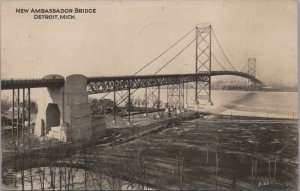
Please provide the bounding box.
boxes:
[0,0,298,190]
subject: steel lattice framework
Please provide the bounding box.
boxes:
[248,57,256,86]
[116,91,128,107]
[167,83,184,114]
[86,71,262,94]
[195,25,212,104]
[1,78,64,90]
[147,87,160,109]
[1,72,262,91]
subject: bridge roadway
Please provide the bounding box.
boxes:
[1,71,262,93]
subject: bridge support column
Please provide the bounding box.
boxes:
[17,89,20,144]
[12,89,15,143]
[35,74,102,143]
[195,25,213,106]
[157,85,161,118]
[113,81,116,123]
[144,88,148,117]
[148,86,161,118]
[28,88,31,134]
[22,88,25,145]
[127,84,131,125]
[167,82,184,116]
[12,89,17,173]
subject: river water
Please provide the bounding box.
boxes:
[2,89,297,119]
[93,89,298,119]
[200,90,298,118]
[2,89,298,190]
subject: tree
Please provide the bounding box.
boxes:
[1,97,12,112]
[206,141,209,163]
[141,99,147,108]
[90,99,99,115]
[93,157,106,190]
[152,99,162,109]
[125,100,134,110]
[176,138,184,190]
[214,130,225,190]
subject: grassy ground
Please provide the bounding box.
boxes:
[95,112,298,190]
[2,111,298,190]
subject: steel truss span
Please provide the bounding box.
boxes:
[1,71,262,92]
[1,78,65,90]
[86,71,262,94]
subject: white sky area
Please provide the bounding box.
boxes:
[1,0,298,87]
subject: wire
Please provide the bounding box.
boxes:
[154,38,196,75]
[211,27,237,71]
[133,27,195,76]
[115,36,196,107]
[212,54,227,71]
[98,27,195,100]
[199,33,228,71]
[240,63,248,73]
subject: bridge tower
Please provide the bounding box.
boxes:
[195,25,213,105]
[248,57,256,87]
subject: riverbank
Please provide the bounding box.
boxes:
[2,110,298,190]
[93,111,298,190]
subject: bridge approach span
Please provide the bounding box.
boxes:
[87,71,262,94]
[1,78,65,90]
[1,71,262,92]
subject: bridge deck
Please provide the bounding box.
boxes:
[1,78,65,90]
[1,71,262,92]
[87,71,262,94]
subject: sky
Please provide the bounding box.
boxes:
[1,0,298,86]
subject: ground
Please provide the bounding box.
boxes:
[2,111,298,190]
[94,112,298,190]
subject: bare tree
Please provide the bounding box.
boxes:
[206,141,209,163]
[136,126,147,190]
[1,97,12,112]
[28,139,33,190]
[214,130,225,190]
[176,146,184,190]
[250,142,258,190]
[273,157,277,184]
[250,154,258,190]
[93,156,106,190]
[175,134,184,190]
[268,160,271,185]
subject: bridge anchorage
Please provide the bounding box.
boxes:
[1,25,263,144]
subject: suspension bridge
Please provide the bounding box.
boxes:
[1,25,263,143]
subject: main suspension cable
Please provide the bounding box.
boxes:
[154,38,196,75]
[133,27,195,76]
[212,54,227,71]
[115,37,196,107]
[211,27,237,71]
[98,27,195,100]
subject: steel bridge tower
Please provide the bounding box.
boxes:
[147,86,161,117]
[167,82,184,115]
[195,25,212,105]
[248,57,256,87]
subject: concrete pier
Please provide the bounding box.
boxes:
[35,74,106,143]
